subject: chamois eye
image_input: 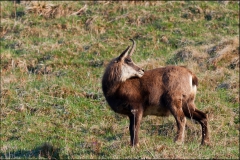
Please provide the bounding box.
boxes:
[125,59,132,63]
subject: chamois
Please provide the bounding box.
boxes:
[102,39,210,147]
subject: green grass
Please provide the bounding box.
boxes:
[1,1,239,159]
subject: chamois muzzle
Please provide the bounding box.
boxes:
[137,68,144,77]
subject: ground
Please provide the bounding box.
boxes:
[1,1,239,159]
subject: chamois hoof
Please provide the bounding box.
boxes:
[130,143,140,148]
[201,140,211,147]
[175,139,184,145]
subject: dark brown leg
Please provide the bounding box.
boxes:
[183,103,210,145]
[129,108,143,147]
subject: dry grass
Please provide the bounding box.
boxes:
[25,1,74,19]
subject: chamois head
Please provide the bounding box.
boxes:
[114,39,144,82]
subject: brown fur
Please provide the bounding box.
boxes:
[102,41,210,147]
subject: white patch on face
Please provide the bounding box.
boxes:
[120,63,143,82]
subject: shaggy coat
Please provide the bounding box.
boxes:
[102,40,210,146]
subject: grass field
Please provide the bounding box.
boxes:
[1,1,239,159]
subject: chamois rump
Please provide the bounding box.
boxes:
[102,39,210,147]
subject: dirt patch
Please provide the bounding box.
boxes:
[47,85,85,98]
[27,64,53,75]
[207,37,239,69]
[167,37,239,71]
[169,46,208,67]
[26,2,84,19]
[1,74,17,85]
[1,55,55,75]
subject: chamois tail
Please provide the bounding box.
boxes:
[192,74,198,86]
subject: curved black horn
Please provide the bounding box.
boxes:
[118,45,130,60]
[129,39,136,56]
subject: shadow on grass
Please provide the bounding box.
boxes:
[0,143,60,159]
[146,122,175,137]
[75,141,112,158]
[157,123,175,136]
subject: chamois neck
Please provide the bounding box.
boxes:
[102,60,124,96]
[102,73,123,97]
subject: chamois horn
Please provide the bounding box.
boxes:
[129,39,136,56]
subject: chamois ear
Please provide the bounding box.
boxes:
[128,39,136,57]
[117,45,130,62]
